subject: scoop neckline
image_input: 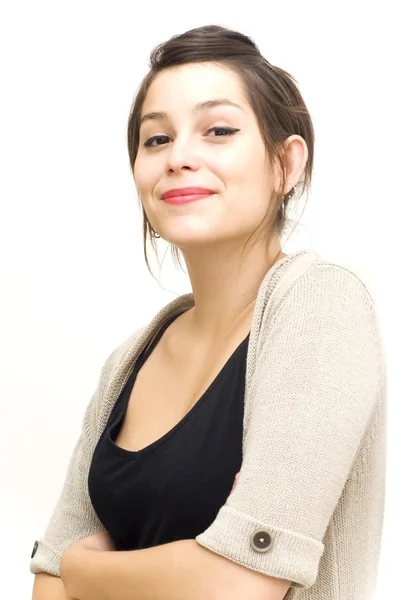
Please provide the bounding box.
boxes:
[106,329,250,460]
[105,249,313,459]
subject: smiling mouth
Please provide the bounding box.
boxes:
[162,192,215,205]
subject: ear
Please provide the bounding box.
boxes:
[273,135,309,197]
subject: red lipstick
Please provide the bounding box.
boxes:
[161,187,215,205]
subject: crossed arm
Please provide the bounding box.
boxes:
[33,538,291,600]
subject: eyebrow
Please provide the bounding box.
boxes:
[139,99,244,128]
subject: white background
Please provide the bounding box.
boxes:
[0,1,398,598]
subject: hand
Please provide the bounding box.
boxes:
[229,472,240,495]
[60,532,115,598]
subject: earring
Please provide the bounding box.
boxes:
[150,225,160,239]
[285,184,297,200]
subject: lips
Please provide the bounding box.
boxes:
[161,187,215,200]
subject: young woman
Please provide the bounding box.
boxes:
[31,25,386,600]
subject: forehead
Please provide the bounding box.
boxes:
[142,63,249,114]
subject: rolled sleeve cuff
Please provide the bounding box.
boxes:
[195,506,324,589]
[29,539,61,576]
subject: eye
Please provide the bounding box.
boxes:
[207,126,240,137]
[143,126,240,148]
[143,135,170,148]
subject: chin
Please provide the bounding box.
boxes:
[167,234,218,249]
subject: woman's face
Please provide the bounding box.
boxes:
[134,62,278,251]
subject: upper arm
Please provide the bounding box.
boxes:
[195,264,383,591]
[29,386,108,576]
[233,571,291,600]
[30,326,147,577]
[229,569,291,600]
[29,336,132,577]
[195,541,291,600]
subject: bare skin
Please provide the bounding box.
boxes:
[116,251,287,454]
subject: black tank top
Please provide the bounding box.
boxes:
[88,312,250,551]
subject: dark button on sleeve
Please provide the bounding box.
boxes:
[31,540,39,559]
[250,529,272,552]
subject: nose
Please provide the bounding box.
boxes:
[165,136,200,174]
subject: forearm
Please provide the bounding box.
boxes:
[62,539,240,600]
[32,573,76,600]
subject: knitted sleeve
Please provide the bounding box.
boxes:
[195,263,384,589]
[29,329,143,577]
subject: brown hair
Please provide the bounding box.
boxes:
[127,25,314,278]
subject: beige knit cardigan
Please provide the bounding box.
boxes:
[30,250,387,600]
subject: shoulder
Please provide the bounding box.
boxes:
[260,252,385,379]
[279,251,378,312]
[86,325,148,424]
[259,251,384,364]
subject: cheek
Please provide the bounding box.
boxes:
[222,152,270,222]
[133,155,158,194]
[219,148,269,201]
[216,137,266,180]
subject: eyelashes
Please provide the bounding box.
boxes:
[143,126,241,148]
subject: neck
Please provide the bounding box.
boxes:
[181,237,286,340]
